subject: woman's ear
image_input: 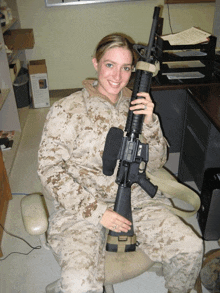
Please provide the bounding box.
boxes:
[92,57,98,71]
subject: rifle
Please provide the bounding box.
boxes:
[102,6,161,253]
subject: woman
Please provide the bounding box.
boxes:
[38,33,203,293]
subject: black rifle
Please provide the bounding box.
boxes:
[102,6,161,253]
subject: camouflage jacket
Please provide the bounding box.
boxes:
[38,80,168,226]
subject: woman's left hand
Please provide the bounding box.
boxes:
[130,92,154,125]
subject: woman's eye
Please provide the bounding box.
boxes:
[124,66,131,72]
[106,63,113,68]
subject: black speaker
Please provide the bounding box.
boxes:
[198,168,220,241]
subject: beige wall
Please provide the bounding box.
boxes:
[16,0,215,89]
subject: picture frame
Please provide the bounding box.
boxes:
[45,0,144,7]
[165,0,215,3]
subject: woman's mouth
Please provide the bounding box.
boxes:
[109,81,120,88]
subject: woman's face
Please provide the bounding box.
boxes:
[92,46,133,103]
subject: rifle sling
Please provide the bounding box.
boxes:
[136,60,160,77]
[107,234,137,253]
[146,167,201,218]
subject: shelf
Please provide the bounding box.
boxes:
[1,18,17,34]
[7,50,22,64]
[0,89,10,110]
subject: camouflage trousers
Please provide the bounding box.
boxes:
[47,203,203,293]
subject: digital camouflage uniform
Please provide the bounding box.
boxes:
[38,80,203,293]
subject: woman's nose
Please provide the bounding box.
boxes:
[113,68,121,81]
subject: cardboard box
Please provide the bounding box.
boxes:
[28,59,50,108]
[4,29,34,50]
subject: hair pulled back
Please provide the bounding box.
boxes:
[94,33,136,66]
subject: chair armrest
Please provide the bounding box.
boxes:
[21,194,48,236]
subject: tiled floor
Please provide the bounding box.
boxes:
[0,95,219,293]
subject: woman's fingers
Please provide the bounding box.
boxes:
[111,212,132,232]
[130,92,153,111]
[100,208,132,232]
[114,218,132,232]
[130,92,154,125]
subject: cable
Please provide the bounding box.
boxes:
[0,192,44,261]
[166,2,173,34]
[0,223,41,261]
[12,192,42,196]
[12,192,30,196]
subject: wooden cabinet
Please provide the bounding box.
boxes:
[0,149,12,257]
[178,88,220,191]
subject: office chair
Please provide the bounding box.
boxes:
[21,193,162,293]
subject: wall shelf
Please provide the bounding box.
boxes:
[0,89,10,110]
[7,50,22,64]
[2,18,17,34]
[0,15,21,131]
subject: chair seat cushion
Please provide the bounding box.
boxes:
[104,249,155,285]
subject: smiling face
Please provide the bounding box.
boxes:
[92,46,133,103]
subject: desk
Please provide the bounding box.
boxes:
[148,76,220,191]
[151,76,220,92]
[129,75,220,153]
[178,83,220,191]
[187,84,220,131]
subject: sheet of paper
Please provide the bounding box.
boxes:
[163,60,205,69]
[162,71,205,80]
[173,50,207,57]
[161,27,211,46]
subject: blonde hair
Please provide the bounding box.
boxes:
[94,33,136,66]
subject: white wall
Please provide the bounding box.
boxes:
[15,0,215,89]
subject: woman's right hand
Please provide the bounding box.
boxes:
[100,208,132,233]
